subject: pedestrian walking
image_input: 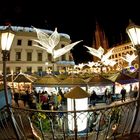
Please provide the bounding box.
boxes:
[120,87,126,102]
[90,90,98,106]
[133,85,138,99]
[14,92,19,107]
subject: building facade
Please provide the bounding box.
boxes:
[0,26,75,75]
[109,42,137,71]
[92,22,138,72]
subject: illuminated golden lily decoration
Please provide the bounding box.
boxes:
[77,63,85,69]
[33,27,82,59]
[84,46,104,59]
[87,61,101,67]
[84,46,116,66]
[121,53,137,66]
[88,61,95,67]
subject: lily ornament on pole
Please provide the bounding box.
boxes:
[84,46,104,59]
[84,45,116,66]
[121,53,137,67]
[33,27,82,59]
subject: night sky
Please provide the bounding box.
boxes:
[0,0,140,64]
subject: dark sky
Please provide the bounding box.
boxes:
[0,0,140,64]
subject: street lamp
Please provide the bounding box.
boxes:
[126,20,140,99]
[126,20,140,132]
[1,26,15,105]
[1,25,20,139]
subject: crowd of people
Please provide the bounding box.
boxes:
[89,85,139,107]
[12,88,66,111]
[12,84,139,110]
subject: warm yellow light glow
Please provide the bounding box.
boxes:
[126,21,140,47]
[121,53,137,67]
[127,28,140,46]
[67,98,88,132]
[1,32,15,51]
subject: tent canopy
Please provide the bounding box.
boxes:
[60,74,87,86]
[64,86,90,99]
[87,74,113,86]
[33,74,61,86]
[14,73,37,83]
[108,72,137,84]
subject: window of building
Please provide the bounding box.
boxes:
[28,40,32,46]
[38,67,42,72]
[27,67,32,73]
[17,39,22,46]
[62,54,66,61]
[27,52,32,61]
[122,52,125,56]
[130,51,133,54]
[16,52,21,61]
[38,52,42,61]
[48,53,52,62]
[15,67,21,73]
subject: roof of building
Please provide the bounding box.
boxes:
[0,26,70,39]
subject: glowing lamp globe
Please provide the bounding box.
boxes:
[1,26,15,51]
[126,20,140,48]
[64,86,90,132]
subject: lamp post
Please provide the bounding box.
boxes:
[1,25,20,139]
[126,20,140,132]
[64,86,90,140]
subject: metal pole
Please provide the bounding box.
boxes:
[52,50,55,75]
[130,47,140,132]
[3,51,9,106]
[138,48,140,100]
[73,99,77,140]
[2,50,20,139]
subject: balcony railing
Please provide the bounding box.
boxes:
[0,99,140,140]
